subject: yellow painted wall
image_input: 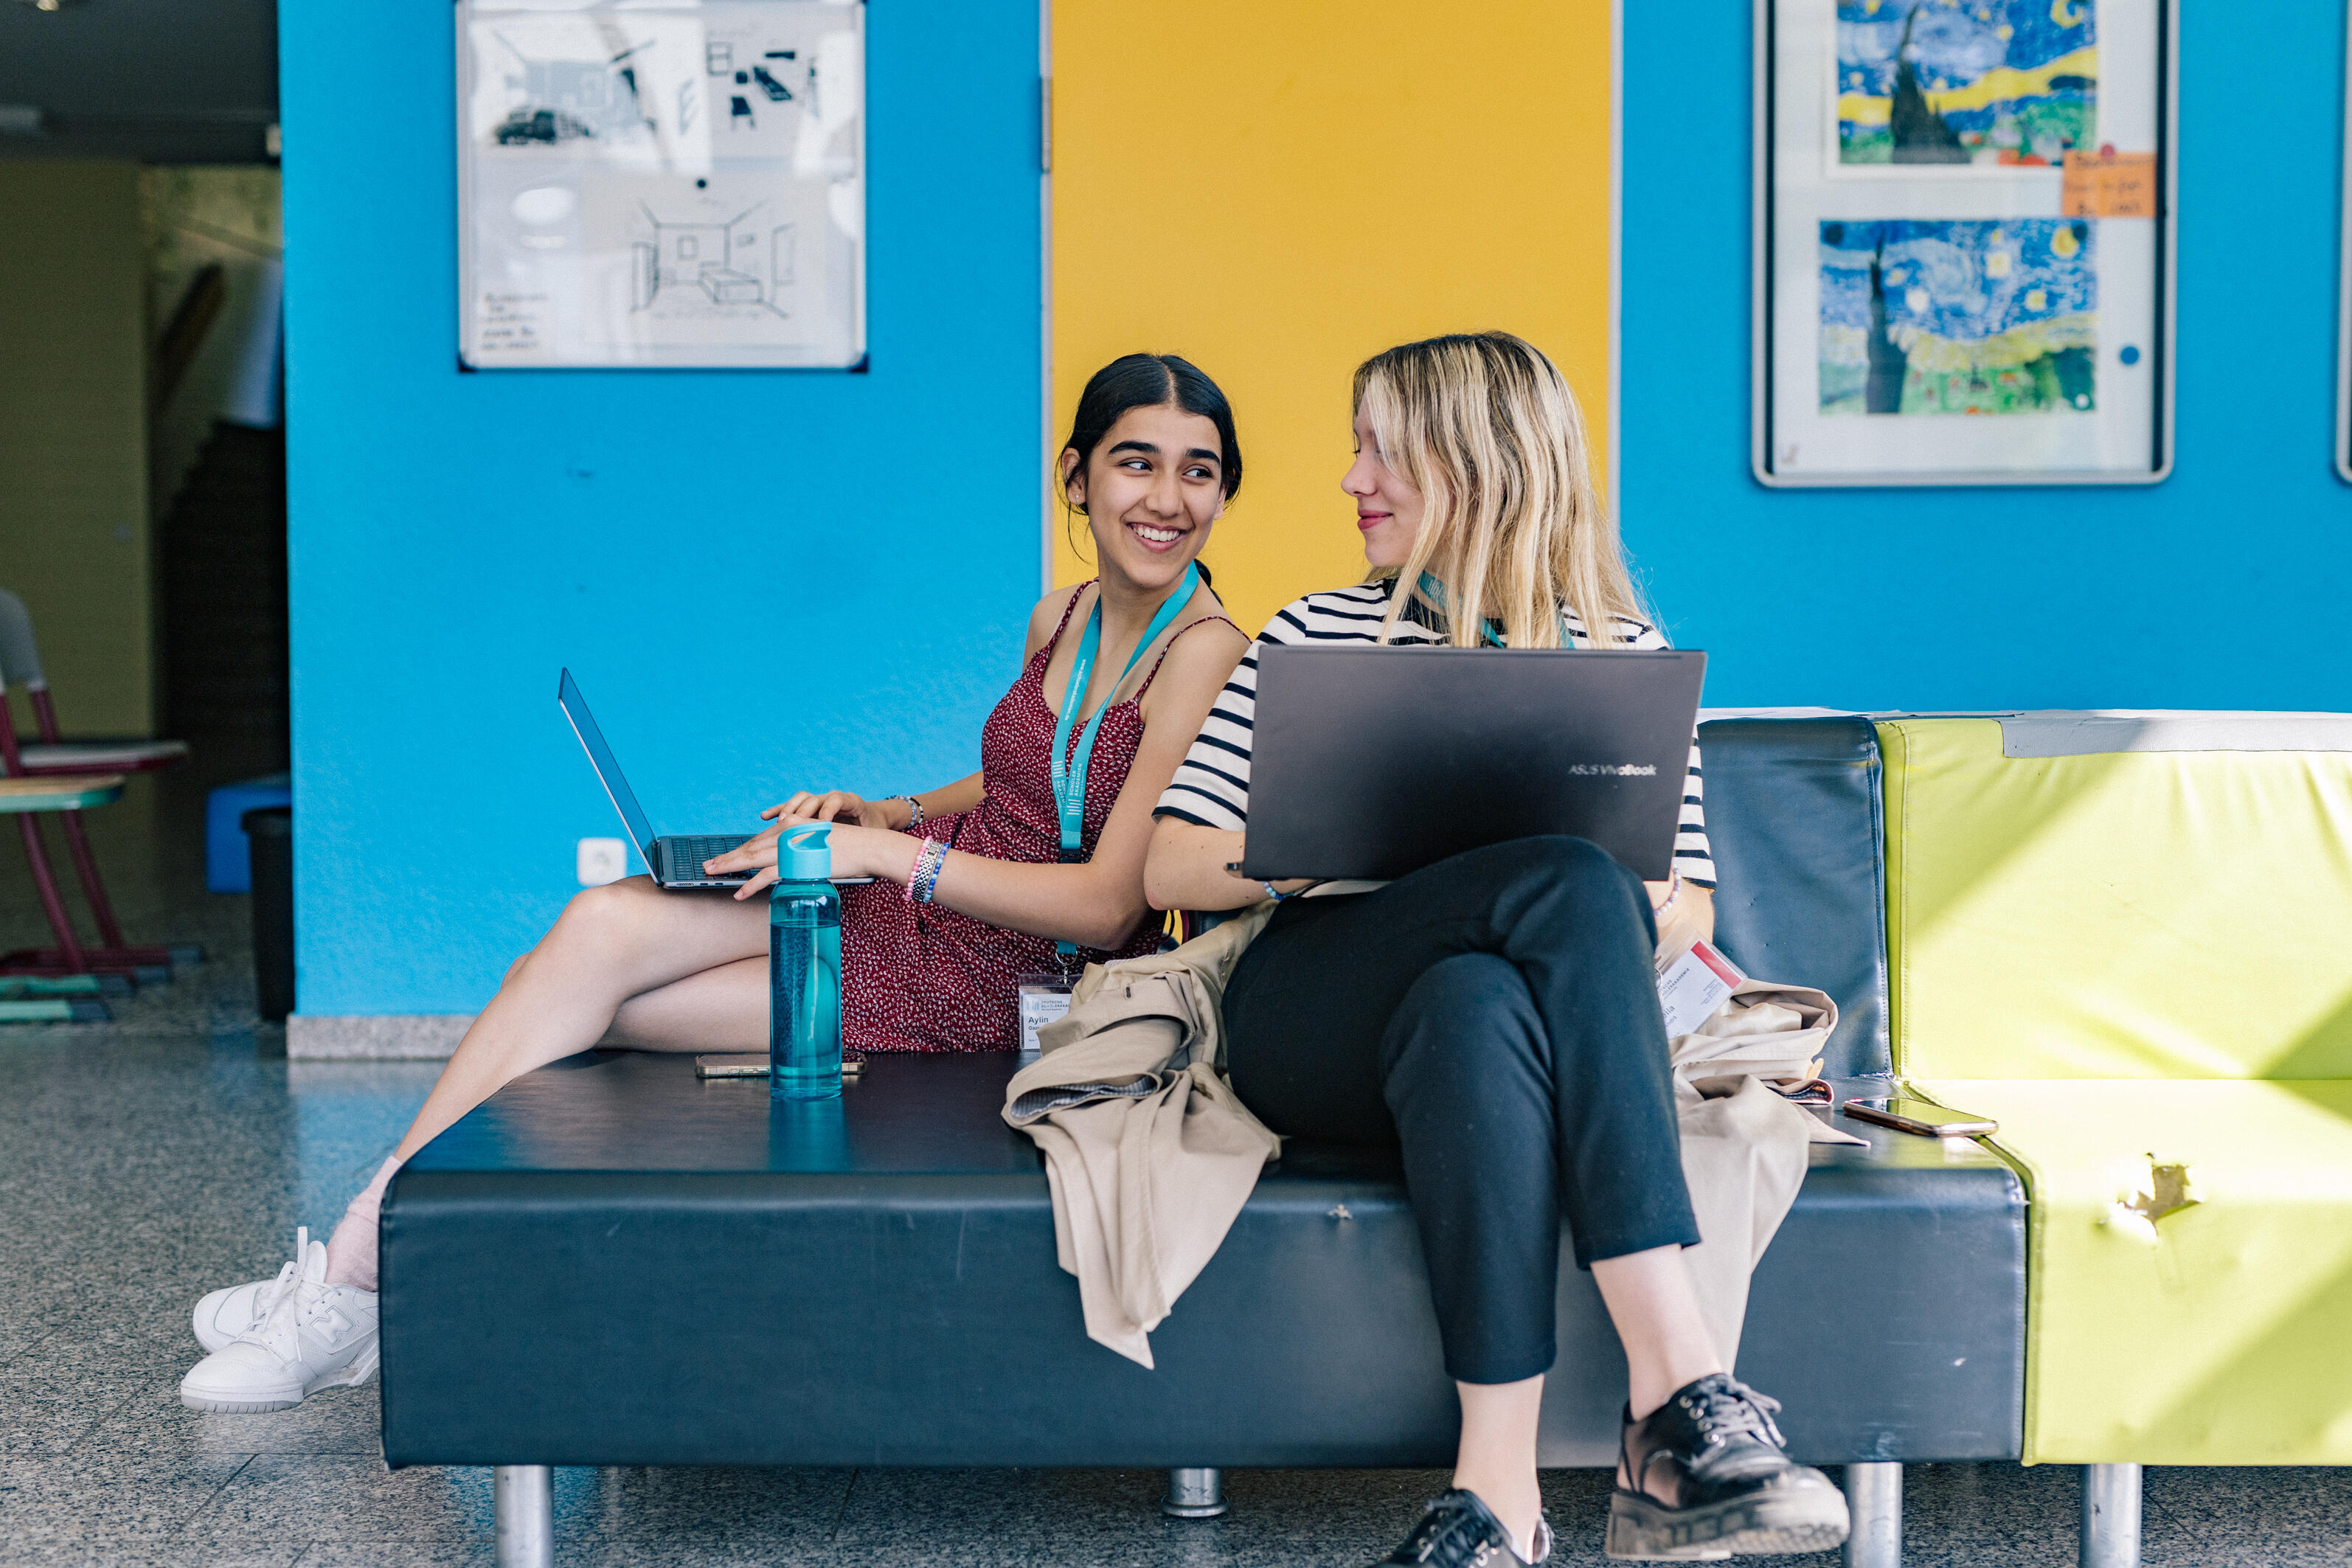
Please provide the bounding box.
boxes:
[1050,1,1615,638]
[0,161,154,735]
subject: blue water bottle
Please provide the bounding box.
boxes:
[769,823,843,1100]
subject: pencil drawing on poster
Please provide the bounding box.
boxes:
[1819,218,2096,415]
[1836,0,2096,167]
[485,29,659,147]
[458,1,863,369]
[631,203,797,318]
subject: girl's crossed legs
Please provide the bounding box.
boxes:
[394,876,771,1169]
[1221,836,1848,1564]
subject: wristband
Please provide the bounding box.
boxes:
[886,794,925,831]
[905,838,948,905]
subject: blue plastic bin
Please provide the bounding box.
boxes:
[206,773,292,892]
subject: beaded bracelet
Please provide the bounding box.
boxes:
[905,838,948,906]
[1653,867,1684,921]
[886,794,926,831]
[902,839,935,905]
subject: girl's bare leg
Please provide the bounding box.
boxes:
[389,878,768,1162]
[316,881,766,1291]
[602,956,767,1051]
[1447,1246,1724,1554]
[1595,1244,1724,1420]
[1453,1374,1547,1555]
[1595,1243,1727,1491]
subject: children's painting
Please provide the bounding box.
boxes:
[1836,0,2096,166]
[1819,219,2096,415]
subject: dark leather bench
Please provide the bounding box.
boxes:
[381,718,2025,1567]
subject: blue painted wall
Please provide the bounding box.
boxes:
[281,1,1040,1014]
[1623,2,2351,710]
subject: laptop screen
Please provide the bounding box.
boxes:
[557,669,658,858]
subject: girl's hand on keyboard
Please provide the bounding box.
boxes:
[707,821,909,898]
[760,791,892,830]
[715,791,890,877]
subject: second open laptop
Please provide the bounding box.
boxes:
[558,669,757,889]
[1238,644,1706,883]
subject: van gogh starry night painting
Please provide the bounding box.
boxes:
[1837,0,2096,165]
[1819,219,2096,415]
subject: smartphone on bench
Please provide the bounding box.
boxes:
[695,1051,864,1080]
[1841,1097,1997,1138]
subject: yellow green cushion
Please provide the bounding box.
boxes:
[1912,1077,2352,1463]
[1880,718,2352,1080]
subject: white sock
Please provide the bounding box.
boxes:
[321,1154,400,1292]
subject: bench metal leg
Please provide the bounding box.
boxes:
[1842,1461,1901,1567]
[1162,1466,1229,1519]
[495,1465,554,1568]
[2080,1463,2142,1568]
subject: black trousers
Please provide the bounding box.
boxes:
[1222,836,1699,1386]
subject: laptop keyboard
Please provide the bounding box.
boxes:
[666,836,749,879]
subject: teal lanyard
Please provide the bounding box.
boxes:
[1050,563,1199,952]
[1415,572,1578,649]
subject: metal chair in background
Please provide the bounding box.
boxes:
[0,588,199,981]
[0,775,126,1019]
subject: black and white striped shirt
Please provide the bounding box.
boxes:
[1152,580,1717,887]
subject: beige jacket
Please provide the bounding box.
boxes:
[1005,904,1839,1370]
[1666,975,1862,1364]
[1002,906,1279,1367]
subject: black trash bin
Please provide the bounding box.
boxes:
[243,806,294,1023]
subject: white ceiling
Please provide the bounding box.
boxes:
[0,0,277,164]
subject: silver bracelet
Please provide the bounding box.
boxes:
[909,839,948,904]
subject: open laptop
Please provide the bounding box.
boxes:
[558,668,756,889]
[1238,645,1706,883]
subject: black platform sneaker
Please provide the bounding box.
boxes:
[1606,1373,1850,1561]
[1370,1488,1553,1567]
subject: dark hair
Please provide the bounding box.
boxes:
[1061,353,1243,506]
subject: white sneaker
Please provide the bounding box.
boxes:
[179,1228,379,1413]
[190,1228,307,1353]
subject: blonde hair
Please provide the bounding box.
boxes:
[1353,331,1646,649]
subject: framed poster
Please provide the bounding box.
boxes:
[457,0,865,370]
[1754,0,2176,486]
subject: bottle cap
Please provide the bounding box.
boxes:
[780,822,832,882]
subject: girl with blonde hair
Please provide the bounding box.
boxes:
[1146,333,1849,1565]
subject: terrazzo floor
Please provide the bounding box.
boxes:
[3,758,2348,1566]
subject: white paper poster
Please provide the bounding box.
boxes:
[457,0,865,370]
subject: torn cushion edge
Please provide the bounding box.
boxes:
[1911,1077,2352,1464]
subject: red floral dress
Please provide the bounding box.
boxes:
[838,588,1235,1052]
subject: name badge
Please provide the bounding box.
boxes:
[1656,937,1744,1041]
[1017,974,1075,1055]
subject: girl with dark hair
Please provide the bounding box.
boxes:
[178,353,1252,1417]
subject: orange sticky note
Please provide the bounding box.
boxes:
[2061,150,2157,218]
